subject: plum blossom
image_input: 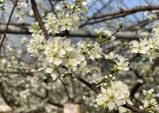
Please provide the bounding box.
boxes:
[40,37,86,79]
[105,52,117,60]
[88,42,103,60]
[139,88,159,113]
[131,38,149,54]
[43,0,89,33]
[115,55,129,71]
[96,81,132,111]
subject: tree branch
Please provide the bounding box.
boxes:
[80,6,159,27]
[88,6,159,20]
[31,0,49,40]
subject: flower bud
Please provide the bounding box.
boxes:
[108,74,112,78]
[112,77,115,81]
[104,75,108,80]
[118,21,123,28]
[0,0,3,4]
[103,83,107,88]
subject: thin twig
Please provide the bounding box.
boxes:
[48,0,58,18]
[59,77,71,101]
[0,0,19,53]
[97,26,123,43]
[88,6,159,20]
[72,71,101,94]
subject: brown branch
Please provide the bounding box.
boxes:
[72,72,101,94]
[47,100,64,108]
[130,82,144,98]
[31,0,49,40]
[123,104,150,113]
[88,6,159,20]
[0,0,19,53]
[80,13,128,27]
[59,77,72,101]
[124,18,158,31]
[80,6,159,27]
[129,53,141,66]
[0,83,14,109]
[0,70,33,76]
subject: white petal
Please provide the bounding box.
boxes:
[51,73,58,80]
[38,68,45,71]
[127,99,133,105]
[108,101,115,111]
[45,68,53,73]
[54,58,62,65]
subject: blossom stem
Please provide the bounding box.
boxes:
[128,53,141,66]
[97,26,123,44]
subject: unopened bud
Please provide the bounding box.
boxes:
[103,83,107,88]
[118,21,123,28]
[0,0,3,4]
[104,75,108,80]
[112,77,115,81]
[108,74,112,78]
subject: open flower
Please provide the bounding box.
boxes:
[131,38,149,54]
[115,55,129,71]
[96,81,132,111]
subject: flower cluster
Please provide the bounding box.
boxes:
[76,41,103,60]
[43,0,89,34]
[139,88,159,113]
[41,37,85,80]
[96,81,132,111]
[105,52,129,73]
[38,37,103,80]
[27,0,104,80]
[16,1,29,22]
[131,37,159,62]
[27,22,45,55]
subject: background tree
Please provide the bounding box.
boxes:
[0,0,159,113]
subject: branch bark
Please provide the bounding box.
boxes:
[31,0,49,40]
[80,6,159,27]
[88,6,159,20]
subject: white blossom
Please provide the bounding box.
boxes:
[96,81,132,111]
[115,55,129,71]
[131,38,149,54]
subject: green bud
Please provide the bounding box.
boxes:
[118,21,123,28]
[0,0,3,4]
[108,74,112,78]
[103,83,107,88]
[104,75,108,80]
[112,77,115,81]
